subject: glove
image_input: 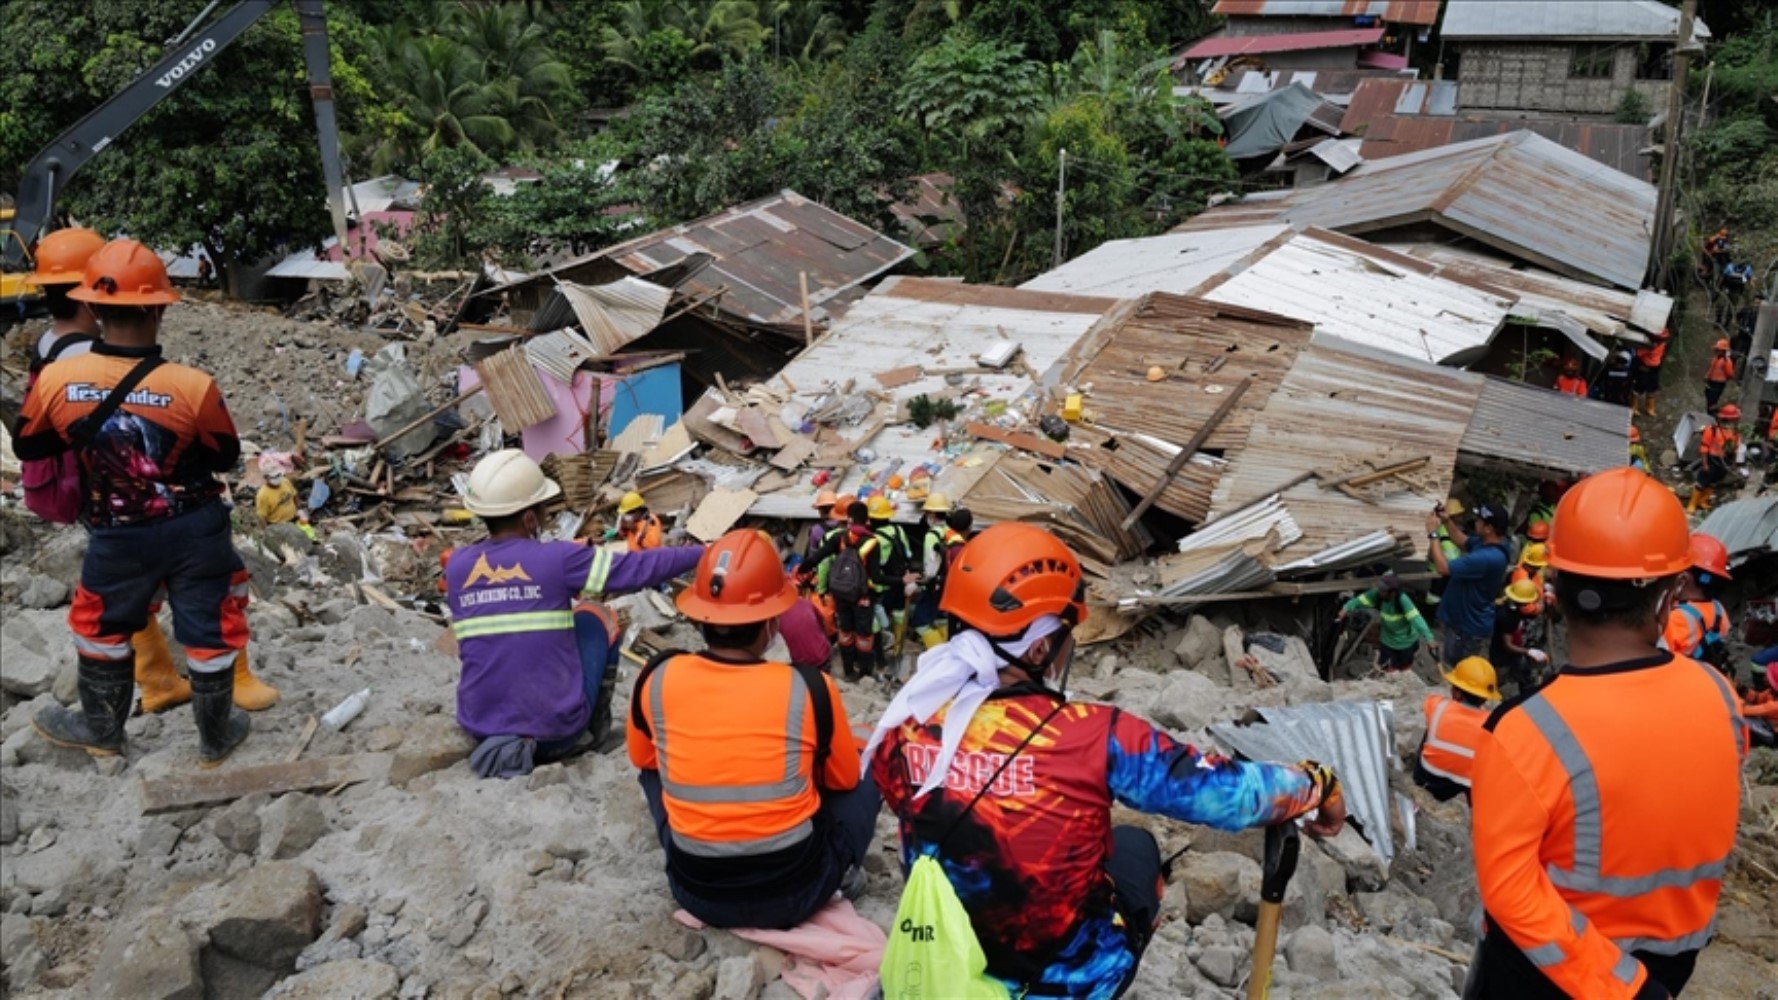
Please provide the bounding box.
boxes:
[1527,649,1549,665]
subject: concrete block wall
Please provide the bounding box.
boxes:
[1456,43,1668,115]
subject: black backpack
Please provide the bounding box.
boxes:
[828,536,871,603]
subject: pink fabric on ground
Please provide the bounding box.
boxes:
[673,898,886,1000]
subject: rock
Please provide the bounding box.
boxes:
[1148,670,1226,732]
[212,794,268,856]
[1285,925,1338,980]
[16,574,71,610]
[388,716,473,787]
[544,828,589,862]
[1175,616,1225,670]
[526,763,568,790]
[89,916,203,1000]
[137,820,183,861]
[314,598,357,626]
[1356,888,1440,934]
[1318,826,1388,893]
[24,824,57,853]
[52,659,78,706]
[260,793,328,859]
[445,899,489,948]
[375,896,406,917]
[269,959,400,1000]
[0,636,57,698]
[659,926,707,962]
[365,726,405,752]
[713,955,764,1000]
[325,904,369,942]
[1,913,37,963]
[523,850,555,876]
[29,884,69,917]
[1196,944,1242,987]
[198,861,324,972]
[1179,851,1261,925]
[295,938,361,972]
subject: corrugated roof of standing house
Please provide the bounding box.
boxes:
[1387,243,1671,343]
[1441,0,1709,40]
[1212,0,1444,26]
[1181,27,1386,61]
[1023,224,1514,365]
[1175,130,1658,290]
[1460,377,1633,479]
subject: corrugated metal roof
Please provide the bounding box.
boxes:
[1388,243,1667,339]
[1213,0,1443,25]
[1459,377,1631,478]
[1209,334,1480,559]
[888,172,964,248]
[747,277,1121,519]
[1358,115,1654,180]
[1176,131,1657,290]
[1045,293,1315,522]
[1027,226,1515,364]
[1697,497,1778,566]
[265,249,351,281]
[1181,27,1385,59]
[488,190,914,330]
[1442,0,1710,40]
[1340,78,1459,134]
[1211,700,1400,863]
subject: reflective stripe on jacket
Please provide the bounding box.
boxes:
[626,653,860,858]
[1662,600,1729,659]
[1471,652,1745,998]
[1419,695,1488,788]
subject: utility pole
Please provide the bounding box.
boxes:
[1053,148,1067,269]
[1647,0,1699,289]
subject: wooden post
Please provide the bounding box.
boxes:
[798,271,814,345]
[1647,0,1699,287]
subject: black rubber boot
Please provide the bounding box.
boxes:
[838,647,858,680]
[190,667,251,768]
[589,664,619,752]
[33,656,134,756]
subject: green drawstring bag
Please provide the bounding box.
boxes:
[881,853,1009,999]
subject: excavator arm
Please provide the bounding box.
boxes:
[4,0,350,267]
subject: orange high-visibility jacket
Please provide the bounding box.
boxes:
[1554,375,1589,398]
[1419,695,1489,789]
[1698,425,1738,460]
[627,652,860,857]
[1704,355,1735,383]
[1472,652,1745,998]
[1634,341,1667,368]
[1662,600,1729,660]
[623,513,664,552]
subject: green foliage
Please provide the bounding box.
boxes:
[480,139,636,263]
[1016,97,1135,277]
[1682,10,1778,292]
[410,147,493,270]
[600,1,770,93]
[908,394,962,428]
[1614,87,1652,124]
[897,32,1044,155]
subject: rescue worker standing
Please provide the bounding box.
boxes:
[14,240,253,766]
[1703,339,1735,412]
[1662,532,1733,673]
[1597,349,1633,407]
[1427,501,1513,666]
[1337,572,1434,672]
[1426,497,1465,608]
[1469,467,1746,998]
[1631,327,1670,417]
[447,451,702,767]
[908,493,968,650]
[866,494,916,657]
[627,529,878,929]
[869,523,1346,998]
[1414,656,1499,802]
[1554,359,1588,398]
[23,227,104,373]
[615,491,663,551]
[1688,405,1741,514]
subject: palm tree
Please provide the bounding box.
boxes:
[367,30,510,172]
[764,0,848,64]
[599,0,768,74]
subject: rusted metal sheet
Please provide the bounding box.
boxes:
[888,173,964,247]
[1208,334,1481,559]
[1460,376,1630,478]
[1212,0,1443,26]
[1181,27,1384,60]
[1176,131,1657,290]
[1443,0,1710,40]
[1340,78,1459,133]
[957,452,1151,566]
[1358,115,1654,180]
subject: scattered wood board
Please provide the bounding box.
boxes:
[874,366,921,388]
[768,436,817,471]
[733,407,781,449]
[684,488,759,543]
[140,753,392,814]
[286,716,320,763]
[607,414,665,456]
[472,347,557,430]
[640,420,694,471]
[966,422,1066,460]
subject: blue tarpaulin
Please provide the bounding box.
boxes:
[606,363,683,439]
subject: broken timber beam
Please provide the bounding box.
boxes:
[1319,455,1430,491]
[1121,377,1251,531]
[966,422,1066,460]
[139,753,392,814]
[1117,571,1440,608]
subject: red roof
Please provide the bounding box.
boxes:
[1212,1,1442,27]
[1181,27,1386,60]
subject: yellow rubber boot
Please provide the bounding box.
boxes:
[133,619,191,714]
[232,650,281,711]
[1644,393,1657,417]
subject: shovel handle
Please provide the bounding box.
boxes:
[1248,823,1300,1000]
[1246,901,1283,1000]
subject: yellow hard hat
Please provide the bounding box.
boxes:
[618,491,646,514]
[1504,579,1541,605]
[867,495,895,520]
[1443,497,1466,516]
[1519,542,1548,569]
[922,492,953,513]
[1444,656,1500,701]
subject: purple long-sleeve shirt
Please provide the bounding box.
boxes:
[447,539,703,740]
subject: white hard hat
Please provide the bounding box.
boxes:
[463,449,561,518]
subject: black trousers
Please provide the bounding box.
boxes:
[1471,927,1696,998]
[1107,825,1164,997]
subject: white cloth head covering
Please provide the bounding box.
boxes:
[864,614,1064,799]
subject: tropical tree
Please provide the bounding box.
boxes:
[599,0,769,88]
[764,0,850,64]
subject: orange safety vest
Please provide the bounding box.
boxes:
[1769,408,1778,441]
[1634,341,1667,368]
[1704,355,1735,383]
[1419,695,1489,789]
[1472,654,1745,997]
[1697,425,1737,460]
[1554,375,1588,398]
[1662,600,1729,659]
[623,513,663,552]
[625,652,860,858]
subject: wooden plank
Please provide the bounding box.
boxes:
[874,366,921,388]
[472,346,557,430]
[966,422,1066,460]
[733,407,781,449]
[768,435,817,471]
[1120,571,1440,607]
[286,716,319,763]
[684,488,759,542]
[1121,378,1252,530]
[140,753,392,814]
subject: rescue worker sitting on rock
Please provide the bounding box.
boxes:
[445,451,702,777]
[868,523,1347,998]
[1414,656,1499,803]
[627,529,879,929]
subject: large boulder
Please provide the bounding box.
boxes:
[0,616,58,698]
[1284,924,1339,980]
[265,959,399,1000]
[1178,850,1261,925]
[1147,669,1228,733]
[259,794,328,860]
[195,861,324,973]
[88,915,204,1000]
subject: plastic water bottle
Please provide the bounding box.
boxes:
[322,687,372,730]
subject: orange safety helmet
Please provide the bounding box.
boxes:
[832,493,858,519]
[813,489,839,511]
[1653,326,1672,341]
[1562,358,1581,374]
[1547,468,1690,580]
[1629,425,1642,444]
[940,522,1088,639]
[1526,520,1550,542]
[1713,338,1730,352]
[1716,404,1741,422]
[1688,532,1732,580]
[676,529,798,626]
[68,238,180,306]
[27,227,106,286]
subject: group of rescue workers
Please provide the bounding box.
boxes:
[9,226,1768,999]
